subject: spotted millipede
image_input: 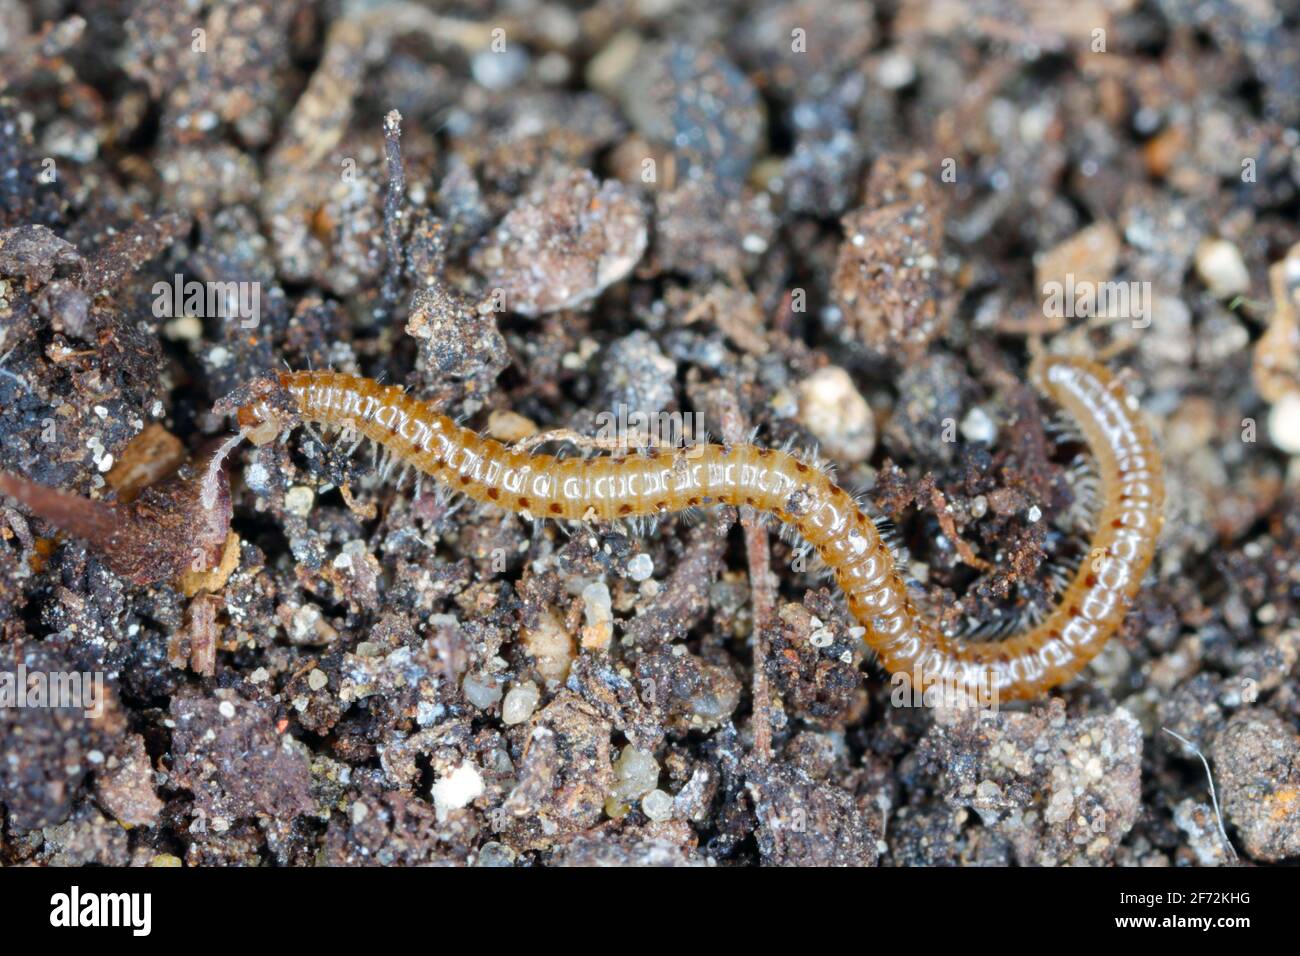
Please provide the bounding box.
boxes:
[235,353,1163,702]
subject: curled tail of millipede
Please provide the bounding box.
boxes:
[234,354,1163,703]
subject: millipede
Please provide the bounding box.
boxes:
[233,351,1164,703]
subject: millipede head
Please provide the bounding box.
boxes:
[221,372,301,445]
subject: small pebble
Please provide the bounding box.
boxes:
[289,604,336,646]
[1196,238,1250,298]
[1267,391,1300,454]
[580,580,614,651]
[960,406,996,444]
[475,841,518,867]
[875,50,916,89]
[163,315,203,341]
[613,746,660,801]
[462,671,504,709]
[502,681,540,725]
[642,788,674,822]
[284,485,315,518]
[471,47,529,90]
[797,365,876,461]
[487,409,538,443]
[521,607,576,685]
[627,553,654,582]
[431,762,485,820]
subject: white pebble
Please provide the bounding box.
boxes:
[960,407,996,444]
[627,553,654,582]
[876,49,916,89]
[431,763,484,820]
[1268,391,1300,454]
[581,580,614,650]
[217,701,236,719]
[797,366,875,461]
[613,747,660,801]
[307,669,328,691]
[642,789,674,822]
[163,315,203,342]
[1196,238,1250,298]
[245,462,270,492]
[471,47,529,90]
[285,485,315,518]
[462,671,504,709]
[290,604,326,644]
[502,681,540,725]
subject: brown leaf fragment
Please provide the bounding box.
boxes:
[0,441,233,585]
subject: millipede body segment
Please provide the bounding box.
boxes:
[236,354,1163,702]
